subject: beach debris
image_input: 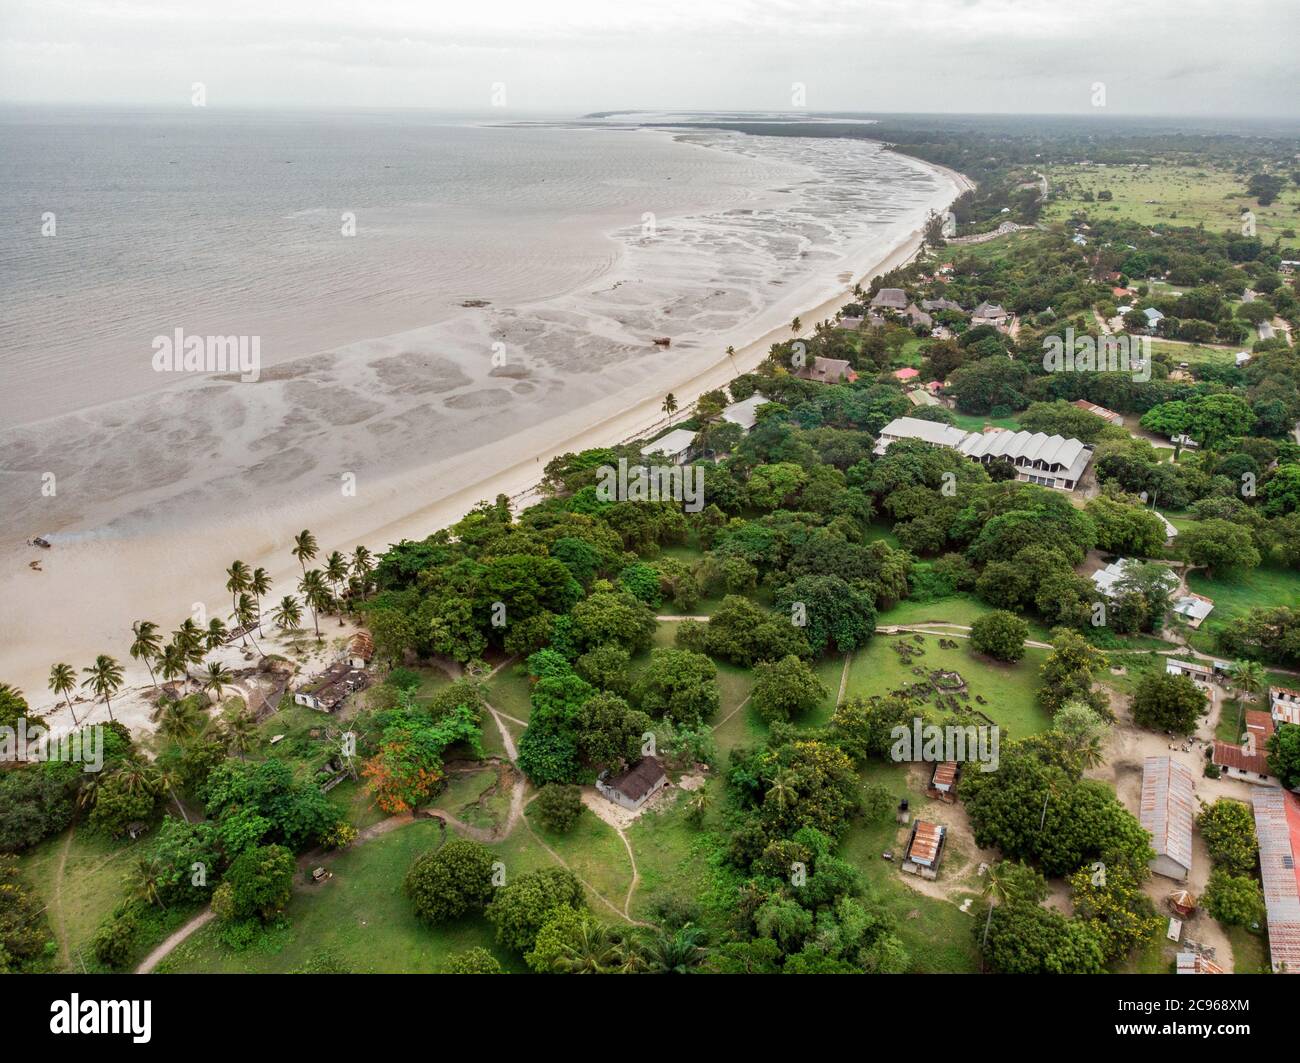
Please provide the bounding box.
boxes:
[29,537,51,549]
[460,299,490,308]
[651,336,672,347]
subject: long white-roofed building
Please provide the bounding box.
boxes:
[873,416,1094,491]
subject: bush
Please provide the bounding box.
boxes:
[443,947,503,973]
[486,867,585,954]
[751,655,827,724]
[217,844,295,923]
[403,838,495,924]
[91,905,140,969]
[533,784,585,833]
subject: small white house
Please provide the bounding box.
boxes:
[640,428,697,466]
[596,757,667,812]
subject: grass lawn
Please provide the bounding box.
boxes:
[19,824,200,973]
[485,663,534,723]
[950,411,1022,433]
[878,593,1054,643]
[844,633,1053,739]
[325,777,388,831]
[1185,565,1300,657]
[525,806,633,919]
[625,777,727,925]
[162,820,537,973]
[838,760,982,972]
[1226,924,1270,974]
[1043,162,1300,249]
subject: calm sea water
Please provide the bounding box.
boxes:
[0,107,791,424]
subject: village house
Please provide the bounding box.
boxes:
[1165,658,1213,688]
[906,387,941,408]
[1071,398,1125,427]
[873,416,1093,491]
[1213,711,1277,785]
[721,393,772,433]
[1251,787,1300,973]
[1271,686,1300,727]
[838,315,864,331]
[793,356,856,385]
[596,756,667,812]
[928,761,959,802]
[1171,592,1214,629]
[640,428,697,466]
[294,659,371,713]
[904,303,933,329]
[901,819,946,880]
[892,367,920,383]
[1091,559,1177,600]
[1143,307,1164,329]
[345,631,374,669]
[971,301,1009,327]
[920,297,963,313]
[1139,756,1195,881]
[869,287,909,311]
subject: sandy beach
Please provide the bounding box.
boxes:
[1,133,970,719]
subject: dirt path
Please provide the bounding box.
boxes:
[835,652,851,706]
[50,826,75,971]
[136,910,217,974]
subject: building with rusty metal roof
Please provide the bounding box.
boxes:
[1251,788,1300,974]
[1141,756,1195,881]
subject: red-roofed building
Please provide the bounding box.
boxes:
[1213,709,1277,784]
[893,367,920,382]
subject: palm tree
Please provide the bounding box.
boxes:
[158,642,189,688]
[980,862,1012,950]
[129,621,163,690]
[273,595,303,635]
[157,697,202,743]
[114,758,161,799]
[81,655,124,722]
[641,925,706,973]
[298,570,330,642]
[221,711,257,761]
[173,618,206,664]
[249,567,272,631]
[201,660,232,703]
[661,393,678,426]
[350,546,374,601]
[764,772,796,813]
[233,593,265,656]
[131,856,168,909]
[324,551,349,622]
[790,316,802,334]
[551,919,622,974]
[225,560,251,619]
[1229,659,1265,703]
[292,529,319,574]
[48,663,78,726]
[153,762,190,822]
[204,617,229,653]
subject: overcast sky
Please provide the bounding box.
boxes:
[1,0,1295,116]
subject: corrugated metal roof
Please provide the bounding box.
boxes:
[1251,788,1300,974]
[1140,756,1194,873]
[907,820,945,866]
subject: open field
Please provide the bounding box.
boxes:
[161,820,536,973]
[843,633,1053,739]
[838,760,982,973]
[1044,162,1300,248]
[1186,565,1300,657]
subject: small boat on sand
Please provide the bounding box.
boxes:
[30,536,51,548]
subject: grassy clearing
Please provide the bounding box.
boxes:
[625,777,726,924]
[525,805,633,917]
[1043,162,1300,249]
[844,633,1052,739]
[485,663,533,722]
[879,593,1054,642]
[838,760,982,973]
[162,820,535,973]
[1186,565,1300,657]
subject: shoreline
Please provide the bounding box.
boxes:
[3,147,972,719]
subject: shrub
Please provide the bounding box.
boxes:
[533,784,585,833]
